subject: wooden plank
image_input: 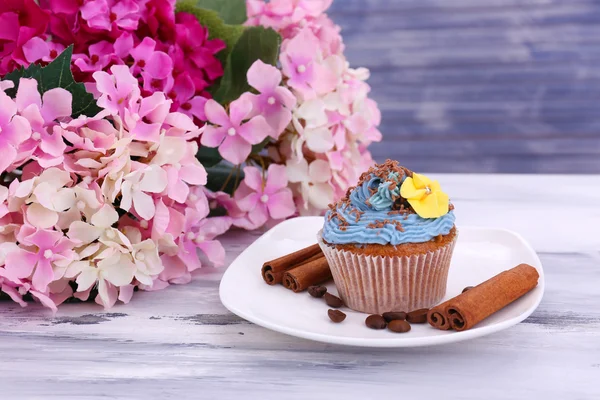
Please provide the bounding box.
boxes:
[327,0,600,172]
[1,174,600,398]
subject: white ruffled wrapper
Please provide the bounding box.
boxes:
[317,230,457,314]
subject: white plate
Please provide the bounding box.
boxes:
[219,217,544,347]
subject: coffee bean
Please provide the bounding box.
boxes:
[323,292,344,308]
[327,309,346,323]
[406,308,429,324]
[365,314,387,329]
[462,286,474,293]
[308,285,327,298]
[388,319,411,333]
[382,311,406,322]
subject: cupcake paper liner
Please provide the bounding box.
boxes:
[317,231,457,315]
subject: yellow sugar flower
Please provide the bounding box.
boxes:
[400,173,449,218]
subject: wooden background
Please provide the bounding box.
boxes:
[328,0,600,173]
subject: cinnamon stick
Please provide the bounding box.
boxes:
[261,244,322,285]
[282,256,332,293]
[428,264,539,332]
[427,300,453,330]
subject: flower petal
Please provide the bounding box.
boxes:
[286,157,309,183]
[27,203,59,229]
[91,204,119,228]
[204,99,230,127]
[133,191,156,220]
[237,116,271,145]
[139,165,168,193]
[68,221,102,244]
[219,135,251,165]
[266,189,295,219]
[308,159,332,183]
[242,166,263,191]
[228,96,253,127]
[265,164,288,193]
[247,59,281,93]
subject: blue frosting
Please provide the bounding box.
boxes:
[322,173,455,245]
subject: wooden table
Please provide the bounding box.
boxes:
[1,174,599,399]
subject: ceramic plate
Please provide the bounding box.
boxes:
[219,217,544,347]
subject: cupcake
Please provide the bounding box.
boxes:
[317,160,457,314]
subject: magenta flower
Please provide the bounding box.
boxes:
[80,0,141,32]
[22,37,65,64]
[2,227,76,292]
[200,98,271,165]
[93,64,141,118]
[73,41,114,73]
[173,12,226,92]
[235,164,295,228]
[130,37,173,84]
[169,73,207,121]
[241,60,296,137]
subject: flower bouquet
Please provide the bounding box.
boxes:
[0,0,381,310]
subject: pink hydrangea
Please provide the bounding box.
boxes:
[201,97,271,165]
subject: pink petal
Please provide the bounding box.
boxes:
[274,86,297,109]
[265,164,288,192]
[1,285,27,307]
[96,280,118,309]
[267,189,296,219]
[186,96,207,121]
[24,229,63,249]
[200,217,232,239]
[246,203,269,228]
[0,92,17,126]
[180,164,207,185]
[167,168,189,203]
[118,284,135,303]
[163,112,197,132]
[146,51,173,80]
[247,59,281,93]
[173,73,195,102]
[30,290,58,313]
[236,191,259,212]
[15,78,41,112]
[0,142,17,174]
[228,96,253,127]
[237,116,271,145]
[176,241,202,272]
[22,37,49,63]
[197,240,225,266]
[219,135,251,165]
[114,32,134,58]
[265,106,291,137]
[32,258,54,292]
[200,126,226,147]
[4,249,37,280]
[131,37,156,62]
[242,166,263,191]
[204,99,230,127]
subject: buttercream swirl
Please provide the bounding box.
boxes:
[323,174,455,245]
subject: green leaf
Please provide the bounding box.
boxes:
[176,0,245,67]
[3,45,101,118]
[196,146,222,168]
[205,162,244,195]
[194,0,247,24]
[213,26,281,104]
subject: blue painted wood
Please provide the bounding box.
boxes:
[329,0,600,173]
